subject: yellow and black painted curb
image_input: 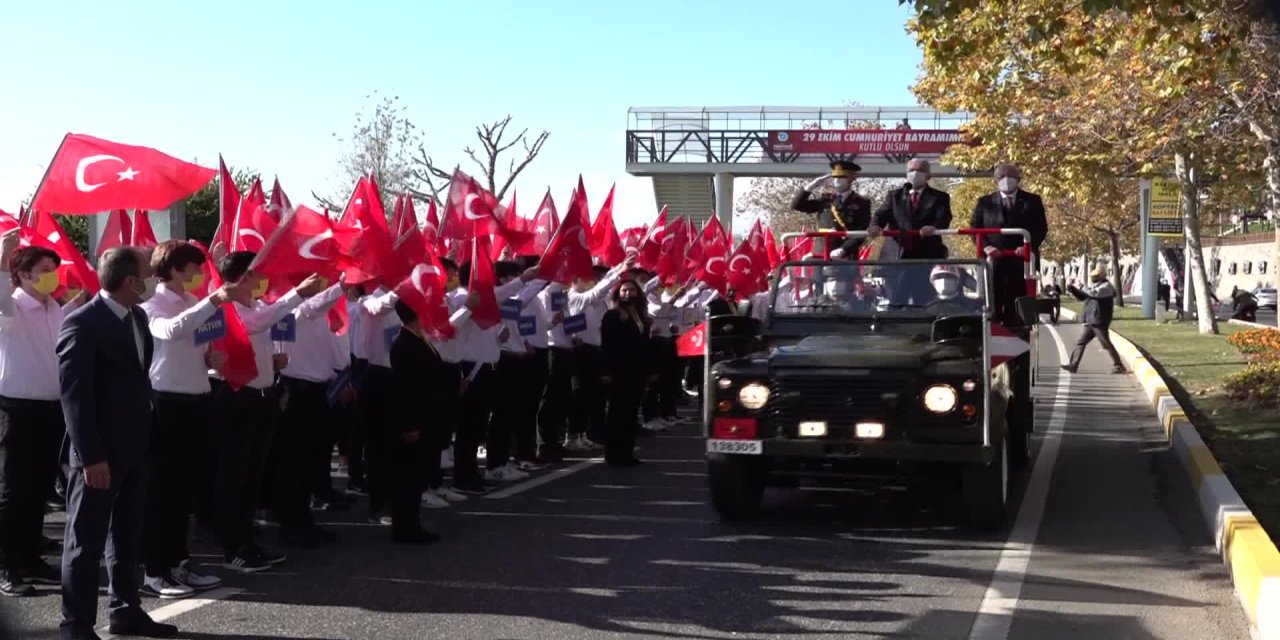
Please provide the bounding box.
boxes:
[1059,309,1280,639]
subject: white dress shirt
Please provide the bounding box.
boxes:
[0,278,70,401]
[523,292,551,350]
[544,267,622,348]
[455,278,533,377]
[141,282,221,394]
[215,290,304,390]
[280,284,344,383]
[646,280,679,338]
[346,298,366,360]
[357,289,401,369]
[100,294,145,367]
[430,290,467,364]
[499,280,547,354]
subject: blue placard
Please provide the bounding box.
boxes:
[384,325,401,351]
[550,291,567,312]
[271,314,297,342]
[194,308,226,346]
[517,315,537,336]
[501,298,523,321]
[563,313,587,335]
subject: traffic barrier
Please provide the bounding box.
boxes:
[1059,308,1280,639]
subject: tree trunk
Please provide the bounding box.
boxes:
[1174,152,1219,335]
[1266,143,1280,327]
[1107,231,1125,306]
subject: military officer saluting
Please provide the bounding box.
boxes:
[790,160,872,258]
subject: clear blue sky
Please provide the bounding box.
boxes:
[0,0,923,230]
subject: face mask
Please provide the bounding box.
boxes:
[140,276,158,301]
[907,171,927,188]
[252,279,269,299]
[183,273,205,293]
[998,177,1019,194]
[832,178,852,192]
[29,271,60,296]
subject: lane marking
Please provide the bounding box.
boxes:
[98,587,244,632]
[967,325,1072,640]
[484,458,601,499]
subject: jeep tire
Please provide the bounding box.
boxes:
[961,436,1010,531]
[708,455,766,520]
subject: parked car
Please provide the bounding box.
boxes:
[1256,287,1277,310]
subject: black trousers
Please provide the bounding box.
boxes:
[456,364,495,486]
[211,382,274,558]
[391,438,423,536]
[888,264,937,307]
[1069,325,1124,368]
[422,362,459,491]
[274,377,328,534]
[516,349,549,461]
[569,344,606,442]
[643,337,680,420]
[360,365,394,518]
[344,357,369,488]
[488,353,531,470]
[992,258,1027,325]
[311,399,342,499]
[537,348,575,456]
[141,392,209,575]
[605,376,646,464]
[60,461,146,637]
[0,397,63,572]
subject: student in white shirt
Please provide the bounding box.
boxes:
[512,255,552,469]
[137,240,240,599]
[638,271,685,432]
[210,252,326,574]
[338,283,369,496]
[353,285,400,523]
[273,283,344,548]
[0,231,80,596]
[484,261,547,483]
[566,265,614,451]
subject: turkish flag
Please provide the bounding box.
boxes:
[468,236,502,330]
[335,177,402,286]
[657,216,694,285]
[392,253,455,341]
[676,321,707,357]
[250,205,342,281]
[389,194,407,240]
[190,240,259,390]
[267,177,293,222]
[590,184,625,267]
[96,210,133,257]
[422,198,443,256]
[131,210,158,249]
[637,206,668,271]
[516,189,559,256]
[690,217,731,294]
[537,188,594,284]
[726,220,768,296]
[764,227,781,270]
[230,180,278,253]
[489,190,522,261]
[32,133,214,214]
[0,209,18,235]
[211,156,240,258]
[620,226,646,255]
[23,209,99,295]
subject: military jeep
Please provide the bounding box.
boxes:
[703,237,1040,531]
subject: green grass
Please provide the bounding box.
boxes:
[1063,301,1280,541]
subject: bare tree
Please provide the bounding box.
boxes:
[413,115,549,202]
[318,92,425,209]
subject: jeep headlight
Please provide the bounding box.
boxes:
[738,382,770,410]
[922,384,957,414]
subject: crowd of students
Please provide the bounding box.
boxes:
[0,233,720,608]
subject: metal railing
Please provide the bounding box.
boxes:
[626,106,974,131]
[626,130,966,166]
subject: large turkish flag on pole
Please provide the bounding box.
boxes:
[31,133,215,214]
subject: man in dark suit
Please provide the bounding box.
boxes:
[58,248,176,639]
[968,163,1049,325]
[868,158,953,306]
[790,160,872,258]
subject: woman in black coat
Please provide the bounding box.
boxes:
[601,279,652,467]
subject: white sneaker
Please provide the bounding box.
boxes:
[435,487,468,502]
[477,445,488,461]
[563,437,589,452]
[142,573,196,600]
[485,465,529,482]
[172,561,222,591]
[420,491,451,509]
[440,449,454,470]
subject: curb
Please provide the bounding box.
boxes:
[1059,308,1280,639]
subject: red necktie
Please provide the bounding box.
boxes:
[910,191,919,210]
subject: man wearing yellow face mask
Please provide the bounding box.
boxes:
[137,240,240,599]
[0,229,82,597]
[208,251,326,574]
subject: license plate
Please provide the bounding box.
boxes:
[707,439,763,455]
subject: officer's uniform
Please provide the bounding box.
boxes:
[790,160,872,257]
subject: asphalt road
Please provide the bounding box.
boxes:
[0,323,1253,639]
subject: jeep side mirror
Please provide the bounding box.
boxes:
[1014,296,1041,326]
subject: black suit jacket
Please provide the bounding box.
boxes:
[790,188,872,255]
[969,189,1048,257]
[57,295,155,471]
[873,185,953,259]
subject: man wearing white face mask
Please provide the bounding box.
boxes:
[969,164,1048,324]
[791,160,872,259]
[867,158,953,306]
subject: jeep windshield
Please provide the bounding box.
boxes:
[770,260,989,319]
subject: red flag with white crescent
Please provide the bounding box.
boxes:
[676,321,706,357]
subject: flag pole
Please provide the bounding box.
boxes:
[27,133,70,220]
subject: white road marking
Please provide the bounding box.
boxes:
[967,325,1072,640]
[99,587,244,632]
[484,458,601,499]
